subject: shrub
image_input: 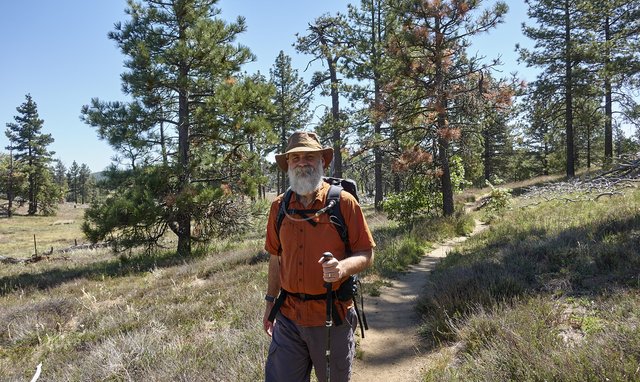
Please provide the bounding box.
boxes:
[481,180,512,222]
[371,236,427,277]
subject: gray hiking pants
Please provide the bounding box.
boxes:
[265,308,357,382]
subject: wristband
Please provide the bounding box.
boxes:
[265,295,276,303]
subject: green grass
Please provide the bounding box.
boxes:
[364,209,475,279]
[417,186,640,381]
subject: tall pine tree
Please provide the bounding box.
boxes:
[269,51,312,194]
[518,0,590,177]
[295,14,351,177]
[5,94,55,215]
[81,0,268,256]
[581,0,640,163]
[345,0,395,211]
[386,0,507,216]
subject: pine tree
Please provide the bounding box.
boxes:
[518,0,592,177]
[581,0,640,163]
[269,51,313,194]
[81,0,269,256]
[295,14,351,177]
[66,161,80,204]
[78,164,93,204]
[386,0,507,216]
[53,159,66,187]
[345,0,395,211]
[5,94,55,215]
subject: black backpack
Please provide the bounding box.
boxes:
[274,176,369,337]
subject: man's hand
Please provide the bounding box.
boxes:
[318,254,343,283]
[263,302,275,337]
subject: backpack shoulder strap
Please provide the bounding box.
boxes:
[277,185,352,254]
[275,188,293,241]
[326,184,351,254]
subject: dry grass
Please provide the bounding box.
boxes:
[418,185,640,381]
[0,199,273,381]
[0,238,269,381]
[4,173,638,381]
[0,203,90,257]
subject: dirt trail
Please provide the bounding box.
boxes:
[351,220,488,382]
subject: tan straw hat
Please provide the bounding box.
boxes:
[275,131,334,172]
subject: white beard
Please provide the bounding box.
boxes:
[288,159,324,196]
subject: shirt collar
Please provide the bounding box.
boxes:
[291,181,329,205]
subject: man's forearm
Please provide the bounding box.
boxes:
[266,254,281,297]
[339,249,374,277]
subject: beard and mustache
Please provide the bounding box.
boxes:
[288,158,324,195]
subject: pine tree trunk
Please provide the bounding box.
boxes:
[176,77,191,257]
[372,0,383,212]
[604,15,613,164]
[329,56,342,178]
[564,0,575,178]
[7,152,14,218]
[28,172,37,215]
[439,136,454,216]
[483,127,492,181]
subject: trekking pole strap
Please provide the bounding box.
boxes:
[267,290,288,323]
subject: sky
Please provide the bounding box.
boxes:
[0,1,534,173]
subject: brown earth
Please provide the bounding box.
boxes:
[351,220,489,382]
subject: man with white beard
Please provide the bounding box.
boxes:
[262,131,375,382]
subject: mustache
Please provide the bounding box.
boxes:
[293,165,316,176]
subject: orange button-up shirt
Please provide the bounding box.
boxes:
[265,182,376,327]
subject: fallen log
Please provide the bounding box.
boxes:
[0,247,54,264]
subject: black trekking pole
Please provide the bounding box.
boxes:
[322,252,333,382]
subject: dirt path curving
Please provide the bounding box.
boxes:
[351,220,488,382]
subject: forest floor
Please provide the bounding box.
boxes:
[351,219,489,382]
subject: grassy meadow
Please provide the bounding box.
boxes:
[0,203,91,258]
[1,177,639,381]
[417,184,640,381]
[0,198,465,381]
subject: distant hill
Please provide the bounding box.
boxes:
[91,171,106,182]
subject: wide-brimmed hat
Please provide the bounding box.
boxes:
[275,131,334,172]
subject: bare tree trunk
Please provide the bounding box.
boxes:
[483,127,492,181]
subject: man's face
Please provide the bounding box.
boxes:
[287,152,324,195]
[287,152,323,171]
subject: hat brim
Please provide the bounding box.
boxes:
[275,147,334,172]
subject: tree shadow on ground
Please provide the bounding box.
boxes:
[0,250,203,296]
[416,209,640,345]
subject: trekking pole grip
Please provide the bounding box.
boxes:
[322,252,333,288]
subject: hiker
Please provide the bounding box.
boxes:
[262,131,376,382]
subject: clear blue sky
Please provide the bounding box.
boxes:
[1,1,534,173]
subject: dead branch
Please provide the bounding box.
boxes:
[519,157,640,207]
[1,242,111,265]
